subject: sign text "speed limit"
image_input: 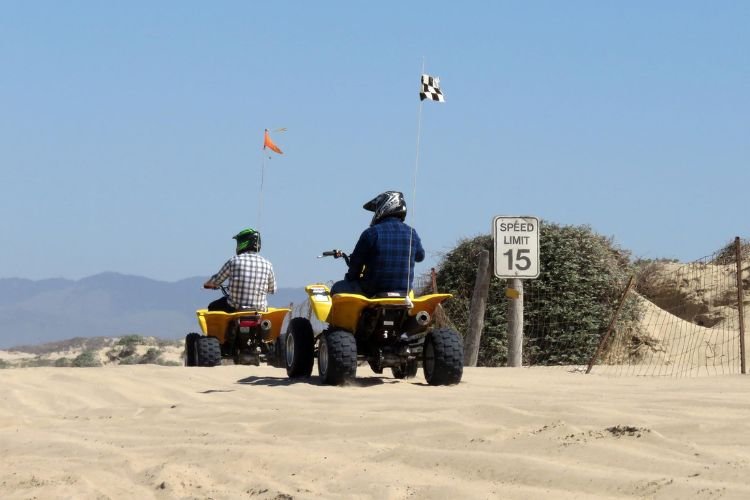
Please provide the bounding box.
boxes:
[493,216,540,279]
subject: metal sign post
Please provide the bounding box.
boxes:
[493,216,540,367]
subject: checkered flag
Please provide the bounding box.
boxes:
[419,74,445,102]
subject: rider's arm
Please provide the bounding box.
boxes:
[413,230,425,263]
[205,260,232,288]
[267,264,277,294]
[345,229,374,281]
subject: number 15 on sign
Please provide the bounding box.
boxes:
[493,216,540,279]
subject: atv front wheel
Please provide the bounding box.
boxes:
[184,332,201,367]
[285,318,314,378]
[318,330,357,385]
[423,328,463,385]
[194,336,222,367]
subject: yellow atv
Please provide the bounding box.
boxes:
[284,250,463,385]
[185,287,290,367]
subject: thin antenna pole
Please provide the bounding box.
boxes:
[258,152,266,232]
[406,59,426,299]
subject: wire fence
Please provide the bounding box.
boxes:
[597,238,748,377]
[419,237,748,377]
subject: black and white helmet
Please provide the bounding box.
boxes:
[363,191,407,226]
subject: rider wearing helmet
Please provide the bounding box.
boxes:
[203,228,276,312]
[331,191,425,296]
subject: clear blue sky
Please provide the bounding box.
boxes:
[1,1,748,287]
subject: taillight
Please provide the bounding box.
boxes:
[238,317,259,333]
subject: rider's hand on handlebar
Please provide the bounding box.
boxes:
[321,250,342,258]
[203,282,218,289]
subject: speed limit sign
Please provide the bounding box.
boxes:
[493,216,540,278]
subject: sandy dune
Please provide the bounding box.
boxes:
[596,296,746,377]
[1,364,749,499]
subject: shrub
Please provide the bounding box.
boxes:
[0,359,9,369]
[54,357,72,367]
[106,345,137,362]
[138,348,162,364]
[434,222,642,366]
[713,238,750,265]
[117,335,145,346]
[24,357,55,368]
[72,350,101,367]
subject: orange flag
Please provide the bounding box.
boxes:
[263,129,283,154]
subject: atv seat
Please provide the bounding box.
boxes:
[371,291,407,298]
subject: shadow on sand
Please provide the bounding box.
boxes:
[235,375,402,387]
[235,375,297,387]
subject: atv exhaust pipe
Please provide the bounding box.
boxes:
[415,311,430,326]
[404,310,432,335]
[260,319,273,340]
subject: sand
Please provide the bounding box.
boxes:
[1,364,749,499]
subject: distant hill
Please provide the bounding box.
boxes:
[0,273,306,349]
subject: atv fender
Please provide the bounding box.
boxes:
[305,284,452,332]
[196,308,290,343]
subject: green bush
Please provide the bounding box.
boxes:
[24,357,55,368]
[138,348,162,364]
[117,335,145,346]
[0,359,9,369]
[106,345,137,362]
[72,350,101,367]
[54,357,72,367]
[435,222,641,366]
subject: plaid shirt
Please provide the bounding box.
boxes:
[207,252,276,311]
[346,217,425,294]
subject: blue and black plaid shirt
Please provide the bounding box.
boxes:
[346,217,425,294]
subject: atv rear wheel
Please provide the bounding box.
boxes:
[423,328,463,385]
[318,330,357,385]
[285,318,314,378]
[184,332,201,367]
[391,358,418,379]
[194,336,222,367]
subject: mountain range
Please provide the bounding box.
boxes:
[0,273,306,349]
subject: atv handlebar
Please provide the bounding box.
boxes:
[203,284,229,297]
[319,249,350,266]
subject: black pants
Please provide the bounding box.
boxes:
[331,279,368,295]
[208,296,236,313]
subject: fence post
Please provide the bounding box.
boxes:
[586,275,635,374]
[464,250,490,367]
[735,237,746,375]
[507,278,523,367]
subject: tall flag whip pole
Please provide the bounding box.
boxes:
[259,128,284,232]
[258,154,266,231]
[407,60,445,303]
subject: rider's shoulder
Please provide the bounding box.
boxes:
[251,252,273,265]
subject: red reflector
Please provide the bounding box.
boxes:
[239,320,259,328]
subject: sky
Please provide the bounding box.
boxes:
[1,1,748,287]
